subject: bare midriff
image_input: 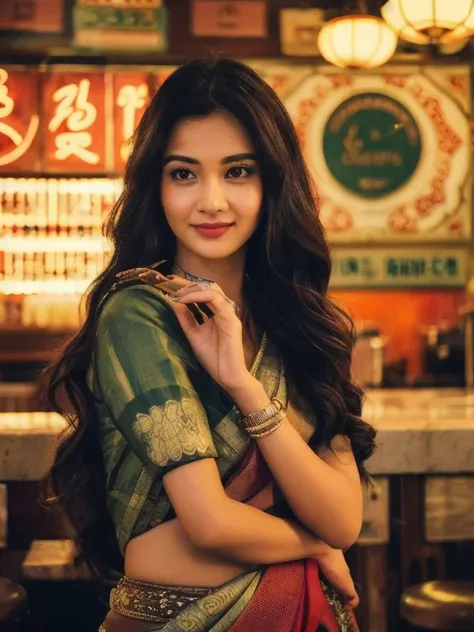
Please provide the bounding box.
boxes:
[124,518,253,588]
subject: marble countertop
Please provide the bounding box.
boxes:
[0,412,64,481]
[364,389,474,475]
[2,389,474,480]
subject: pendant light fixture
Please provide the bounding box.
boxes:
[318,1,398,69]
[381,0,474,44]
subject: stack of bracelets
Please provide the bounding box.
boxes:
[242,398,286,439]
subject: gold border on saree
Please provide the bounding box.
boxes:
[110,576,211,624]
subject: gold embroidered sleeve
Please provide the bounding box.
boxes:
[95,284,218,477]
[134,398,214,467]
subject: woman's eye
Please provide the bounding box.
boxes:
[227,166,255,179]
[170,168,194,181]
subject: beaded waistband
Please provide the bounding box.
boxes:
[109,576,212,624]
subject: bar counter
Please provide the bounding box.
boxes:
[2,388,474,632]
[1,388,474,481]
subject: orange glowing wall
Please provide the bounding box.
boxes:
[330,289,464,378]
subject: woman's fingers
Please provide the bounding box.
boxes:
[344,581,359,608]
[342,574,359,608]
[175,281,220,297]
[174,288,239,318]
[319,552,359,609]
[171,301,200,334]
[155,277,196,296]
[175,280,232,300]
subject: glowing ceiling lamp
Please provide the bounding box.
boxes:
[318,15,398,69]
[381,0,474,44]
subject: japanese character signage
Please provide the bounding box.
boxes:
[44,71,106,172]
[113,72,151,169]
[0,68,41,170]
[0,66,162,174]
[330,248,468,289]
[0,60,471,252]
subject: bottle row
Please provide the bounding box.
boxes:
[0,178,116,295]
[1,177,121,231]
[1,251,109,295]
[0,294,82,329]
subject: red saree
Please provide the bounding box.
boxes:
[224,442,359,632]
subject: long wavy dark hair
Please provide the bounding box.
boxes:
[42,57,376,581]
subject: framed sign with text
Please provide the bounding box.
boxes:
[330,247,468,289]
[322,93,422,199]
[0,0,64,33]
[279,9,323,57]
[43,71,107,173]
[191,0,268,38]
[74,0,167,51]
[0,68,41,171]
[113,72,152,170]
[282,65,472,243]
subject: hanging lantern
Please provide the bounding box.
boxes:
[318,15,398,69]
[381,0,474,45]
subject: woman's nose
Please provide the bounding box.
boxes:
[198,177,229,213]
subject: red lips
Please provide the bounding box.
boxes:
[194,222,234,228]
[193,223,234,238]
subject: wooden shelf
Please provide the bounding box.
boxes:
[0,350,61,363]
[0,326,74,364]
[0,325,75,334]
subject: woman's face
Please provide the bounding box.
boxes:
[161,111,263,268]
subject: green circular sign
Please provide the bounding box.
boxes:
[322,92,422,199]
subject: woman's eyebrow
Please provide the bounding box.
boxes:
[163,152,257,166]
[221,153,257,164]
[164,155,198,165]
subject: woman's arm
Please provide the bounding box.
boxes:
[164,457,331,564]
[173,282,363,550]
[229,378,363,550]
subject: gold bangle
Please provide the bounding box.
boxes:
[244,409,286,434]
[246,414,285,439]
[243,398,284,429]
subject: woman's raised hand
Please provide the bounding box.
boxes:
[169,282,251,394]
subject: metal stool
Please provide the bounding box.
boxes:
[0,577,28,630]
[400,581,474,631]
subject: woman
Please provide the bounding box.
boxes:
[44,58,376,631]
